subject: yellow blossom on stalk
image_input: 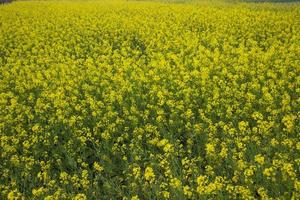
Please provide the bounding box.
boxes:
[132,166,141,179]
[196,175,208,194]
[205,143,215,156]
[254,154,265,165]
[257,187,269,200]
[183,185,192,198]
[44,195,55,200]
[37,171,49,182]
[71,175,81,189]
[296,142,300,151]
[220,143,228,158]
[7,189,23,200]
[185,109,194,119]
[170,178,181,188]
[81,170,90,189]
[60,172,69,184]
[163,143,174,153]
[281,163,296,181]
[157,139,168,147]
[294,180,300,191]
[101,131,111,140]
[244,168,254,177]
[93,162,103,172]
[271,138,279,147]
[205,165,215,177]
[73,193,87,200]
[282,114,296,133]
[161,191,170,199]
[252,112,264,121]
[32,187,46,197]
[131,195,139,200]
[263,167,276,180]
[10,155,20,167]
[238,121,248,132]
[209,176,225,194]
[32,124,40,132]
[144,167,155,183]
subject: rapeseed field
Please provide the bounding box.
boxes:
[0,0,299,199]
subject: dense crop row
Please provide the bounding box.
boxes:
[0,1,299,199]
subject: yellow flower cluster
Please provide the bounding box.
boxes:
[0,0,299,199]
